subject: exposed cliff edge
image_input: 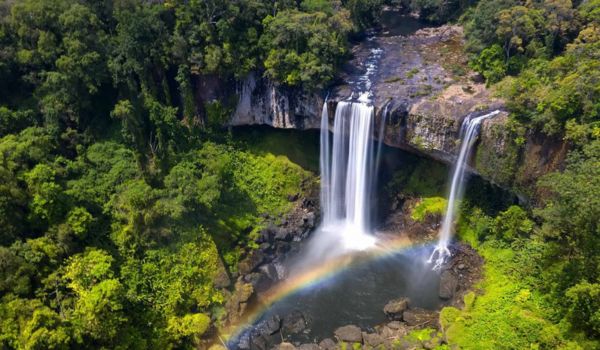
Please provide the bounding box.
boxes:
[223,24,567,200]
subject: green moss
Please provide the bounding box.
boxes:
[411,197,447,222]
[384,77,405,84]
[474,120,524,187]
[406,68,420,79]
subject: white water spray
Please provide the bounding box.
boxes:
[429,110,501,270]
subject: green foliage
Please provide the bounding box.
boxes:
[260,8,352,89]
[386,158,448,198]
[492,205,534,242]
[411,197,447,222]
[565,282,600,336]
[443,228,587,348]
[470,44,506,84]
[409,0,471,23]
[166,313,211,342]
[345,0,385,29]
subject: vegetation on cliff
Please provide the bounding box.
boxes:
[0,0,599,348]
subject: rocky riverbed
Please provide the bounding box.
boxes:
[215,186,484,350]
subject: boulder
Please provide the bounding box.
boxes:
[238,250,265,275]
[282,310,307,334]
[258,226,277,243]
[362,333,384,347]
[378,322,409,340]
[297,344,320,350]
[302,212,316,228]
[214,257,231,288]
[255,315,281,336]
[319,338,337,350]
[383,297,410,320]
[259,263,280,282]
[274,241,291,255]
[250,333,270,350]
[225,281,254,324]
[439,270,458,300]
[334,325,363,343]
[275,228,293,241]
[386,321,405,330]
[402,308,438,328]
[277,342,297,350]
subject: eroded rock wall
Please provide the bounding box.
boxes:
[221,26,567,200]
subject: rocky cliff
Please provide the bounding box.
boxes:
[225,25,567,200]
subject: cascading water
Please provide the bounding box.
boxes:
[309,101,377,262]
[429,110,501,270]
[301,29,385,264]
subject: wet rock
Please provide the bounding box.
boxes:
[297,344,320,350]
[250,333,270,350]
[319,338,337,350]
[402,308,439,328]
[302,212,316,228]
[274,241,291,255]
[225,281,254,324]
[259,263,279,281]
[362,332,384,347]
[383,297,410,320]
[239,250,265,275]
[275,228,293,241]
[334,325,363,343]
[255,315,281,336]
[238,332,251,350]
[258,226,277,243]
[282,310,307,334]
[439,270,458,300]
[458,263,466,270]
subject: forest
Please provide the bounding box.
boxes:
[0,0,598,349]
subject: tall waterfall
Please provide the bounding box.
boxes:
[305,100,377,263]
[429,110,500,269]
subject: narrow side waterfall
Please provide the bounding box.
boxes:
[429,110,500,269]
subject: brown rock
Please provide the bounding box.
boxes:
[334,325,363,343]
[402,308,438,328]
[362,333,384,347]
[439,270,458,300]
[319,338,337,350]
[383,298,410,320]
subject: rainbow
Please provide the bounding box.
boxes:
[220,235,435,343]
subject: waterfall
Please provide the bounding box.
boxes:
[429,110,500,270]
[304,100,377,264]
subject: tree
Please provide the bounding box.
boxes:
[536,140,600,335]
[259,8,352,89]
[496,6,543,63]
[0,298,71,349]
[24,163,68,228]
[65,249,128,344]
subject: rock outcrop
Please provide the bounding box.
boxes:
[222,25,567,199]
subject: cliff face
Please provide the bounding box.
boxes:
[229,72,323,129]
[223,25,567,200]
